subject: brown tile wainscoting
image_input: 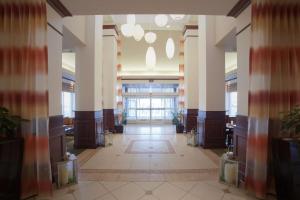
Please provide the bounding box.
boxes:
[233,115,248,186]
[103,109,115,133]
[74,110,104,149]
[49,115,65,182]
[197,111,226,148]
[184,109,198,133]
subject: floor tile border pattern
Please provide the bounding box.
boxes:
[124,139,176,154]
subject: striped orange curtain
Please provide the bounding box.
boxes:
[246,0,300,198]
[0,0,52,198]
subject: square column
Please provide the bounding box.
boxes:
[197,15,226,148]
[183,25,199,132]
[74,15,104,148]
[102,25,118,132]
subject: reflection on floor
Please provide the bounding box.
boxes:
[47,124,260,200]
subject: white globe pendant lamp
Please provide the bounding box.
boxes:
[133,24,144,41]
[170,14,185,20]
[166,38,175,59]
[154,14,168,27]
[127,14,136,25]
[144,32,157,44]
[121,23,135,37]
[146,46,156,67]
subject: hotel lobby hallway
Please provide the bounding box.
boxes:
[48,125,258,200]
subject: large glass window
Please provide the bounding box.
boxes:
[62,92,75,118]
[225,91,237,117]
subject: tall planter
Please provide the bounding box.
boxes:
[0,138,24,200]
[272,138,300,200]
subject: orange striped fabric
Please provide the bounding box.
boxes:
[0,0,52,198]
[246,0,300,198]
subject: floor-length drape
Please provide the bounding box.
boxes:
[0,0,52,198]
[246,0,300,198]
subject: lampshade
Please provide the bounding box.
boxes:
[170,15,185,20]
[121,23,135,37]
[127,14,136,25]
[146,46,156,67]
[133,24,144,41]
[166,38,175,59]
[154,14,168,27]
[144,32,157,44]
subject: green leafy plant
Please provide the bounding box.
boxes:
[281,105,300,138]
[172,111,183,126]
[0,107,23,139]
[122,111,127,125]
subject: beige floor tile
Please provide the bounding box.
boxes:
[153,182,186,200]
[51,194,75,200]
[181,194,201,200]
[73,182,108,200]
[99,173,120,181]
[100,181,128,191]
[111,182,145,200]
[189,182,224,200]
[95,193,117,200]
[169,181,197,192]
[139,195,159,200]
[78,172,101,181]
[133,181,163,191]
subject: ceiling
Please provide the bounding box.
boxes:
[104,15,197,31]
[60,0,238,16]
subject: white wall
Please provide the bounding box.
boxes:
[103,31,117,109]
[63,16,86,45]
[184,29,199,109]
[47,4,62,116]
[121,30,181,75]
[75,15,103,111]
[237,6,251,116]
[198,15,225,111]
[215,16,236,45]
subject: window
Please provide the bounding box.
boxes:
[62,92,75,118]
[226,91,237,117]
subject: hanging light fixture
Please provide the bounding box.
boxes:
[121,23,135,37]
[154,14,168,27]
[146,46,156,67]
[127,14,136,25]
[133,24,144,41]
[166,38,175,59]
[144,32,157,44]
[170,14,185,20]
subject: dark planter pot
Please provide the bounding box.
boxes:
[0,138,24,200]
[176,124,184,133]
[115,125,124,133]
[272,138,300,200]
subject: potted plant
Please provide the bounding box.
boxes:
[114,111,124,134]
[172,111,184,133]
[0,107,24,199]
[272,105,300,200]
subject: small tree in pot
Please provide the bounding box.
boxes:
[172,111,184,133]
[272,105,300,200]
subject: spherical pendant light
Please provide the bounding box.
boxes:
[166,38,175,59]
[146,46,156,67]
[154,14,168,27]
[121,23,135,37]
[144,32,157,44]
[170,15,185,20]
[127,14,136,25]
[133,24,144,41]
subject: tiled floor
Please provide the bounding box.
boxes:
[40,124,262,200]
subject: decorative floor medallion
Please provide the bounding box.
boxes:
[125,140,176,154]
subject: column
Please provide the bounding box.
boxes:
[234,5,251,185]
[74,15,104,148]
[183,25,199,132]
[46,4,65,181]
[197,15,226,148]
[102,25,118,132]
